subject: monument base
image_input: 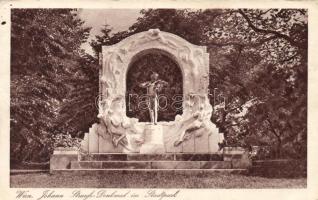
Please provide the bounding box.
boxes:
[139,124,165,154]
[50,148,252,174]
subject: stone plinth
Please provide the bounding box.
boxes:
[50,152,251,174]
[223,147,252,169]
[71,161,232,170]
[50,148,78,172]
[140,124,165,154]
[79,153,223,161]
[143,124,164,144]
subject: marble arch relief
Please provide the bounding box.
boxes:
[80,29,224,154]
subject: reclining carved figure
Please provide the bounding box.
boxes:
[99,96,142,151]
[173,95,213,146]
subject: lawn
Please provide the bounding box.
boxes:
[10,171,306,188]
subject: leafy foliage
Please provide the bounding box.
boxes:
[204,9,307,158]
[53,133,82,149]
[10,9,96,163]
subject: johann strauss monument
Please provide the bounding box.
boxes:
[82,29,223,154]
[50,29,251,172]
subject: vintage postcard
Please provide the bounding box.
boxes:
[0,0,317,200]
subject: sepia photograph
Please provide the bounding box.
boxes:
[1,1,317,198]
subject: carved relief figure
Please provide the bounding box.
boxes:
[173,95,213,146]
[178,46,202,92]
[102,51,124,95]
[99,96,143,151]
[127,29,178,51]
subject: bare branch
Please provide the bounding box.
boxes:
[266,118,281,139]
[238,9,303,49]
[207,35,279,48]
[261,9,273,16]
[279,52,299,63]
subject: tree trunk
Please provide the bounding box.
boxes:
[276,137,282,158]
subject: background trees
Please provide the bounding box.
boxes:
[205,9,307,158]
[10,9,98,163]
[11,8,307,163]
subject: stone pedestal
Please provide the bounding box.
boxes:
[50,152,251,174]
[140,124,165,154]
[50,148,78,172]
[223,147,252,169]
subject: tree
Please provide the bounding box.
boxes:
[90,24,112,57]
[203,9,307,158]
[10,9,94,163]
[129,9,206,44]
[89,9,211,57]
[56,53,99,139]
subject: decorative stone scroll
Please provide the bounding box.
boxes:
[80,29,224,154]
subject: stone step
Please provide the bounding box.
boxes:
[71,160,231,169]
[50,168,248,175]
[79,153,223,161]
